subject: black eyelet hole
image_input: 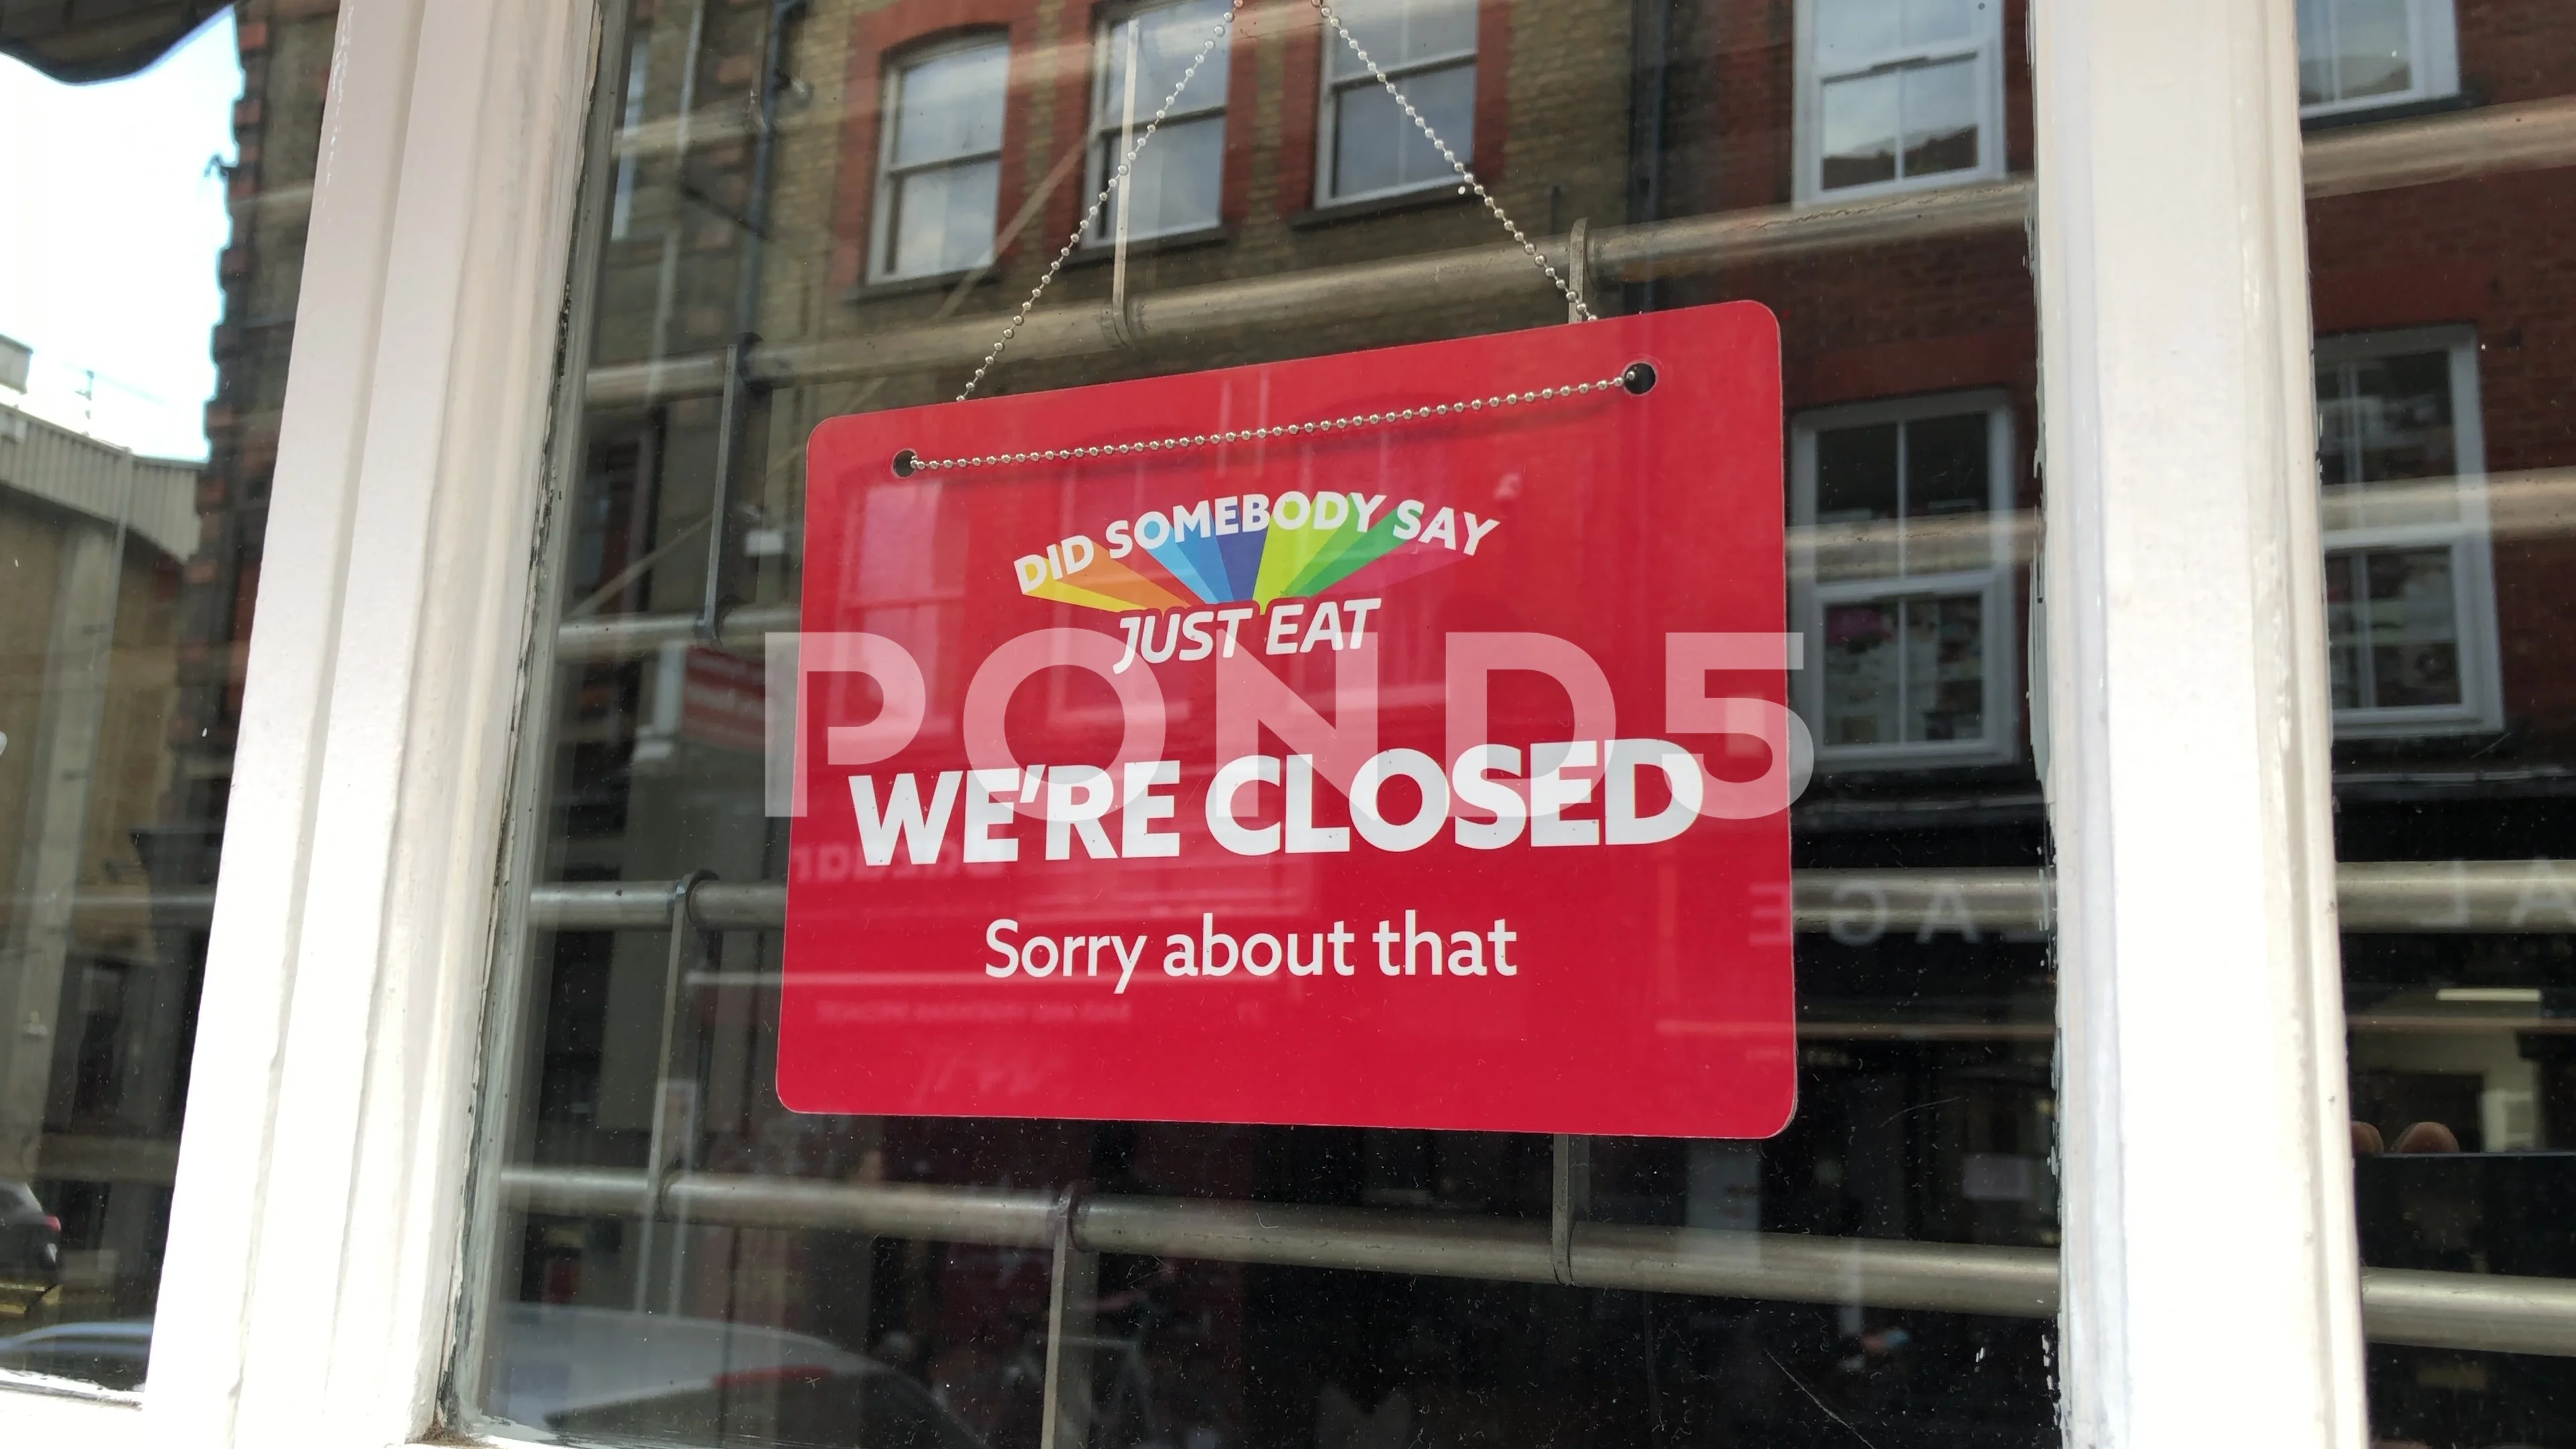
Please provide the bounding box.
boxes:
[892,448,919,478]
[1621,362,1658,396]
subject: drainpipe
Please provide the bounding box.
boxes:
[699,0,810,639]
[1625,0,1674,313]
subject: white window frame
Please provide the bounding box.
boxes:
[1792,390,2021,770]
[2314,325,2504,738]
[1792,0,2008,205]
[2034,0,2365,1442]
[868,33,1012,282]
[0,1,2386,1446]
[1312,0,1479,208]
[2297,0,2461,120]
[1083,0,1232,245]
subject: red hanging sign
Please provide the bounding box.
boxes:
[779,301,1796,1137]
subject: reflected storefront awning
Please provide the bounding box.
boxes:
[1,0,227,83]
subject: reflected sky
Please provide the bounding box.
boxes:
[0,12,239,461]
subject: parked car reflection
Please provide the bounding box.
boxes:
[0,1318,148,1391]
[0,1181,63,1316]
[487,1303,983,1448]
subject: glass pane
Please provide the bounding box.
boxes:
[2330,0,2415,101]
[1815,0,1901,70]
[1904,413,1990,521]
[1332,62,1472,199]
[1823,601,1902,745]
[1816,423,1900,524]
[2335,350,2457,484]
[1819,594,1986,745]
[890,160,1000,278]
[2297,0,2337,106]
[2306,3,2576,1436]
[1900,57,1979,178]
[0,1,335,1390]
[1820,70,1901,190]
[2318,348,2463,530]
[1102,0,1232,122]
[892,42,1010,168]
[461,1,2064,1444]
[1904,594,1986,741]
[2328,547,2463,711]
[1903,0,1977,48]
[1093,115,1226,241]
[1328,0,1479,80]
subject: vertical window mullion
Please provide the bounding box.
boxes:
[2033,0,2368,1442]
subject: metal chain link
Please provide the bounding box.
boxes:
[903,365,1650,474]
[1311,1,1593,323]
[956,1,1246,402]
[955,0,1591,402]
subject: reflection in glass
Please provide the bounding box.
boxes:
[1091,0,1231,243]
[1904,413,1989,519]
[1902,0,1976,48]
[1812,0,1988,195]
[0,0,332,1392]
[892,161,1002,281]
[2314,337,2489,731]
[2304,1,2576,1436]
[1332,63,1474,200]
[1105,0,1231,109]
[1814,0,1900,66]
[1821,59,1979,192]
[0,1,335,1390]
[1825,595,1986,746]
[2327,547,2462,711]
[1803,404,2005,765]
[881,41,1009,279]
[892,44,1010,166]
[1328,0,1477,77]
[2299,0,2416,107]
[464,1,2068,1443]
[1821,70,1900,191]
[1817,423,1901,524]
[1900,58,1980,179]
[2319,349,2456,489]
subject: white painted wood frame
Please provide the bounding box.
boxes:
[2033,0,2367,1444]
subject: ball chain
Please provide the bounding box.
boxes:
[902,365,1652,475]
[1311,2,1593,323]
[956,2,1245,402]
[957,0,1597,403]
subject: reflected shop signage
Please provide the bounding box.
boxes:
[777,304,1800,1136]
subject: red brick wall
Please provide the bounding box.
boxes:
[1679,0,2031,213]
[828,0,1048,295]
[2457,0,2576,105]
[2312,163,2576,742]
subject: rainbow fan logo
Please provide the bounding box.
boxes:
[1014,490,1502,672]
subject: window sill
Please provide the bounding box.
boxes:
[1289,183,1477,231]
[845,265,1004,305]
[2300,90,2477,133]
[1792,167,2010,211]
[2329,710,2506,742]
[1063,224,1234,266]
[1811,745,2023,776]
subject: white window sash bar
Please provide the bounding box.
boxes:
[2035,0,2367,1444]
